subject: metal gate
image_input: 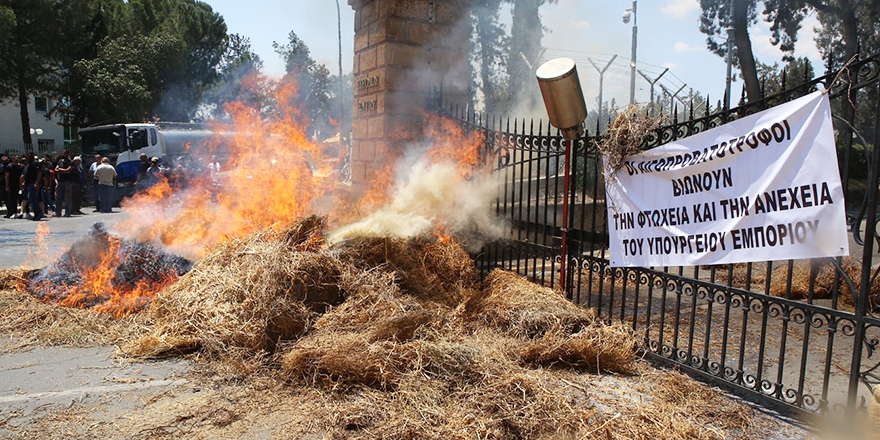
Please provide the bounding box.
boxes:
[440,52,880,418]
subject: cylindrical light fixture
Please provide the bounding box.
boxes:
[536,58,587,140]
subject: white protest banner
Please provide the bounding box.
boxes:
[606,91,849,267]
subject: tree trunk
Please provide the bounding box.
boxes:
[508,0,542,111]
[336,0,344,131]
[837,0,859,60]
[476,10,496,113]
[18,74,32,145]
[732,0,762,103]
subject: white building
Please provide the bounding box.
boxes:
[0,95,75,154]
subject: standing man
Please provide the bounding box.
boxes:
[135,153,150,191]
[21,152,43,221]
[0,155,7,218]
[89,154,102,212]
[3,155,23,218]
[94,157,117,213]
[146,157,163,187]
[71,156,85,215]
[54,150,73,218]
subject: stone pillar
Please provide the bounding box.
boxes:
[348,0,471,187]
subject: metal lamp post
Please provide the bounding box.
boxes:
[623,1,637,106]
[536,58,588,293]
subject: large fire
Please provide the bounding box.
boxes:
[25,74,504,316]
[24,223,191,317]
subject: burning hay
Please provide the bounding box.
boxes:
[600,105,666,179]
[0,268,143,349]
[21,223,191,317]
[123,215,343,359]
[0,216,784,439]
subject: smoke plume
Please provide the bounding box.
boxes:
[329,157,506,250]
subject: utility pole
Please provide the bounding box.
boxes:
[724,0,735,109]
[336,0,344,130]
[623,1,638,106]
[588,55,617,132]
[660,83,687,117]
[637,68,668,114]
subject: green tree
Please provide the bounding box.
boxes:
[472,0,508,114]
[126,0,227,120]
[63,0,228,124]
[72,33,185,123]
[762,0,877,64]
[200,33,264,121]
[700,0,763,104]
[273,31,333,139]
[755,57,815,96]
[0,0,98,143]
[506,0,556,114]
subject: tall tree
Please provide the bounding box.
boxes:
[134,0,228,120]
[762,0,871,65]
[200,33,264,120]
[0,0,96,143]
[756,57,815,96]
[73,33,185,124]
[700,0,762,103]
[273,31,333,139]
[506,0,556,113]
[472,0,508,114]
[64,0,228,124]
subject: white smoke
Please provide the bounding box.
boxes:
[329,158,507,250]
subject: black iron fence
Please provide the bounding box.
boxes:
[439,52,880,418]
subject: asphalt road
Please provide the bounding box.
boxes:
[0,211,128,269]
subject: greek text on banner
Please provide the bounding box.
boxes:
[605,91,849,267]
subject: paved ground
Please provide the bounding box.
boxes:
[0,341,189,437]
[0,211,128,268]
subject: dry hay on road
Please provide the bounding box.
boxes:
[0,269,143,350]
[0,217,811,439]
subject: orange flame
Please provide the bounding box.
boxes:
[24,223,51,268]
[115,75,338,257]
[30,235,181,318]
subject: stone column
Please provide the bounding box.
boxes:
[348,0,471,187]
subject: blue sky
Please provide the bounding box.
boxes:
[202,0,824,112]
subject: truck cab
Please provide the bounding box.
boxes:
[79,123,166,182]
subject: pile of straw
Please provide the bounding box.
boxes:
[0,215,776,438]
[118,217,652,437]
[600,105,666,179]
[123,215,343,360]
[0,268,142,348]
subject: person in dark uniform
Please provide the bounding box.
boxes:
[71,156,85,215]
[54,150,73,217]
[0,155,7,218]
[4,155,23,218]
[21,152,43,221]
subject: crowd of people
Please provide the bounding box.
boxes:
[1,150,223,222]
[1,150,117,221]
[131,152,221,192]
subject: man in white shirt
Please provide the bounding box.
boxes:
[89,154,101,212]
[94,158,117,213]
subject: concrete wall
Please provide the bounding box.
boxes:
[0,95,66,151]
